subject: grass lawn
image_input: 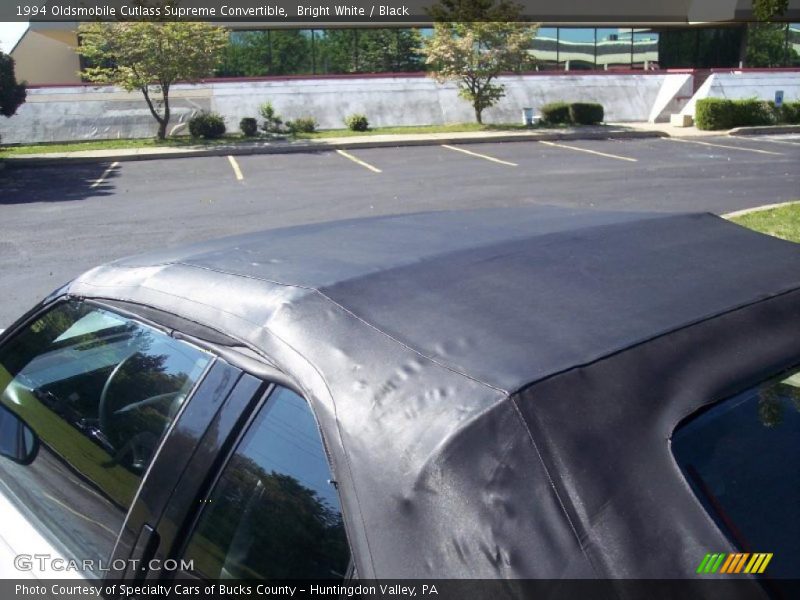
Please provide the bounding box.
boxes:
[293,122,559,139]
[729,202,800,243]
[0,122,574,156]
[0,135,247,157]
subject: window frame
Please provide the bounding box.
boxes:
[0,297,248,583]
[152,381,353,583]
[669,361,800,561]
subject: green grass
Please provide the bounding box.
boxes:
[0,122,579,156]
[730,202,800,243]
[0,135,249,157]
[292,122,553,139]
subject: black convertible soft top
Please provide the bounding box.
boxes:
[64,207,800,583]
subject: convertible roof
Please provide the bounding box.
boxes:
[70,206,800,394]
[66,206,800,580]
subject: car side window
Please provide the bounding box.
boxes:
[0,300,211,577]
[181,386,350,580]
[672,366,800,578]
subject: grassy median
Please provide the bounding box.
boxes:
[0,136,240,157]
[729,202,800,243]
[0,122,574,157]
[292,122,542,139]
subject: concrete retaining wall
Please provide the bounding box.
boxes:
[1,72,679,144]
[1,70,795,144]
[681,71,800,117]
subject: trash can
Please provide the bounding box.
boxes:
[522,107,534,127]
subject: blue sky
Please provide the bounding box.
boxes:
[0,22,28,53]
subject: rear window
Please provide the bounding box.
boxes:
[672,367,800,578]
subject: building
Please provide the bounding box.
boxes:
[6,1,800,85]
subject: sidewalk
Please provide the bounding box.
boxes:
[3,122,798,167]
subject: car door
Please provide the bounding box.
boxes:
[0,298,244,582]
[131,381,353,583]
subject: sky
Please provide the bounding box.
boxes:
[0,22,28,54]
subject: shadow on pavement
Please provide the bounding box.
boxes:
[0,162,119,204]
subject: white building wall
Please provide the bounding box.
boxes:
[2,73,677,144]
[681,71,800,117]
[2,70,797,144]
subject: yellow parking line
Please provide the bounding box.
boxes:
[665,137,782,156]
[539,140,637,162]
[90,161,119,189]
[441,144,518,166]
[227,155,244,181]
[336,149,382,173]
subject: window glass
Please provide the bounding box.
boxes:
[182,387,349,580]
[314,29,356,74]
[672,367,800,578]
[596,28,632,69]
[216,30,275,77]
[0,301,211,577]
[352,28,424,73]
[558,28,596,70]
[632,29,659,69]
[269,30,313,75]
[532,27,558,70]
[791,24,800,66]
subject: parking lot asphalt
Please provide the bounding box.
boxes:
[1,134,799,327]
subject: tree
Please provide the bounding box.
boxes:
[0,51,26,118]
[78,21,228,139]
[751,0,788,21]
[423,0,538,124]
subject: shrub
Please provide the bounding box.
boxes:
[569,102,604,125]
[736,99,776,127]
[345,113,369,132]
[696,98,778,130]
[695,98,734,130]
[239,117,258,137]
[188,112,226,139]
[259,101,283,133]
[287,116,317,133]
[778,101,800,124]
[541,102,570,124]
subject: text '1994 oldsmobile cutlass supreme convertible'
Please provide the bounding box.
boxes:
[0,207,797,599]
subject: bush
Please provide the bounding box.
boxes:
[541,102,571,125]
[239,117,258,137]
[345,113,369,132]
[287,116,317,133]
[188,112,226,139]
[569,102,604,125]
[259,101,283,133]
[778,101,800,124]
[737,99,777,126]
[696,98,779,130]
[695,98,735,130]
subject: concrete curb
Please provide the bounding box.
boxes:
[728,125,800,136]
[2,129,665,167]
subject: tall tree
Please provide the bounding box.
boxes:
[423,0,538,124]
[0,52,26,118]
[78,22,228,139]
